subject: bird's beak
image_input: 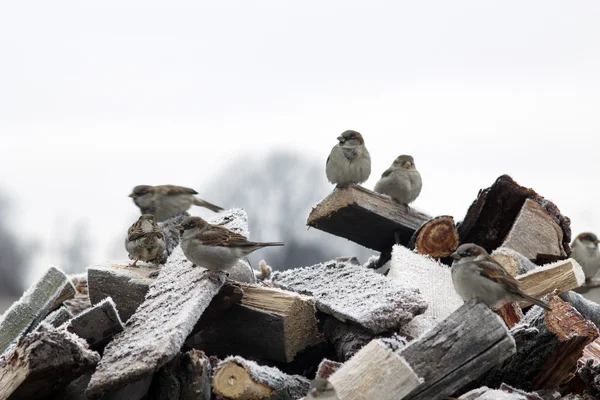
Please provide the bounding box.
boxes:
[594,239,599,245]
[128,193,137,199]
[451,252,461,260]
[176,225,184,231]
[402,161,412,169]
[337,136,346,143]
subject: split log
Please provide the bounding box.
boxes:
[153,349,212,400]
[581,338,600,367]
[189,284,323,363]
[560,291,600,329]
[0,266,75,355]
[458,384,549,400]
[0,324,99,400]
[306,185,430,251]
[492,247,538,277]
[496,302,525,329]
[329,339,423,400]
[63,294,92,316]
[502,198,568,260]
[43,306,73,328]
[408,215,459,259]
[480,292,599,391]
[60,297,124,350]
[457,175,571,256]
[52,374,92,400]
[321,316,377,361]
[389,245,463,338]
[400,300,517,400]
[212,356,310,400]
[191,281,244,334]
[271,259,427,334]
[315,359,342,379]
[515,259,585,307]
[85,246,226,399]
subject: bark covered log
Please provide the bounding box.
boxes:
[43,307,73,328]
[153,349,212,400]
[271,259,427,334]
[457,175,571,256]
[306,184,430,251]
[409,215,459,259]
[320,316,377,361]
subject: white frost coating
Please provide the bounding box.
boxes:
[209,208,250,237]
[271,259,427,334]
[491,247,537,275]
[389,245,464,338]
[517,257,585,286]
[458,387,528,400]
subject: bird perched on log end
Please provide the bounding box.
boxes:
[571,232,600,282]
[325,130,371,187]
[374,154,422,205]
[451,243,551,311]
[129,184,223,221]
[125,214,167,267]
[306,379,338,399]
[178,216,284,276]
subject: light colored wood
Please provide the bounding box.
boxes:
[516,259,585,307]
[581,338,600,367]
[213,363,274,399]
[491,246,538,277]
[410,215,459,259]
[503,198,567,259]
[329,340,422,400]
[306,185,430,251]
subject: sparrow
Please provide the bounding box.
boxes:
[571,232,600,282]
[178,216,284,273]
[125,214,167,267]
[451,243,551,311]
[306,379,338,399]
[374,155,422,204]
[325,130,371,186]
[129,185,223,221]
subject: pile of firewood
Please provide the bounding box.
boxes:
[1,174,600,400]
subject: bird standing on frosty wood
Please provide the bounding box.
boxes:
[125,214,167,267]
[571,232,600,282]
[325,130,371,187]
[129,184,223,221]
[178,216,284,278]
[374,154,422,204]
[450,243,551,311]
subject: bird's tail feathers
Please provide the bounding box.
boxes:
[523,294,552,311]
[193,197,224,213]
[256,242,285,248]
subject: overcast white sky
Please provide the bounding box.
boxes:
[1,1,600,286]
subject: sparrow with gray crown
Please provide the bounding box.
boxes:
[374,154,422,204]
[326,130,371,187]
[125,214,167,267]
[451,243,551,310]
[571,232,600,282]
[129,184,223,221]
[178,216,284,275]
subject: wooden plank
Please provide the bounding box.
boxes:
[329,339,423,400]
[271,259,427,334]
[400,300,517,400]
[306,185,430,251]
[516,259,585,307]
[0,266,75,355]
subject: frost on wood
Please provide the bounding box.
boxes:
[0,266,75,355]
[212,355,310,400]
[158,212,190,256]
[389,246,463,338]
[560,291,600,328]
[61,297,124,349]
[85,245,226,399]
[321,316,377,361]
[155,349,212,400]
[209,207,250,237]
[0,323,99,400]
[458,386,530,400]
[271,259,427,334]
[44,306,73,328]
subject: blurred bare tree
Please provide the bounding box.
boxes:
[204,151,373,270]
[60,220,92,274]
[0,192,35,296]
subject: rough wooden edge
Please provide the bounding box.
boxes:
[409,215,459,259]
[516,259,585,307]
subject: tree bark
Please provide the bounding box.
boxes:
[409,215,459,259]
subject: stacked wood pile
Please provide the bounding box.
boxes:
[1,175,600,399]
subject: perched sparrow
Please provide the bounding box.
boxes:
[374,155,422,204]
[129,184,223,221]
[571,232,600,282]
[306,379,338,399]
[178,216,284,273]
[325,130,371,186]
[125,214,167,266]
[451,243,551,310]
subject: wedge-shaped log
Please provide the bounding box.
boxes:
[560,291,600,329]
[409,215,459,259]
[457,175,571,256]
[190,284,323,362]
[481,292,599,391]
[515,259,585,307]
[155,350,212,400]
[212,356,310,400]
[0,324,99,400]
[389,245,463,338]
[0,266,75,355]
[85,246,226,399]
[400,300,517,400]
[43,306,73,328]
[329,339,422,400]
[61,297,124,350]
[306,185,430,251]
[271,259,427,334]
